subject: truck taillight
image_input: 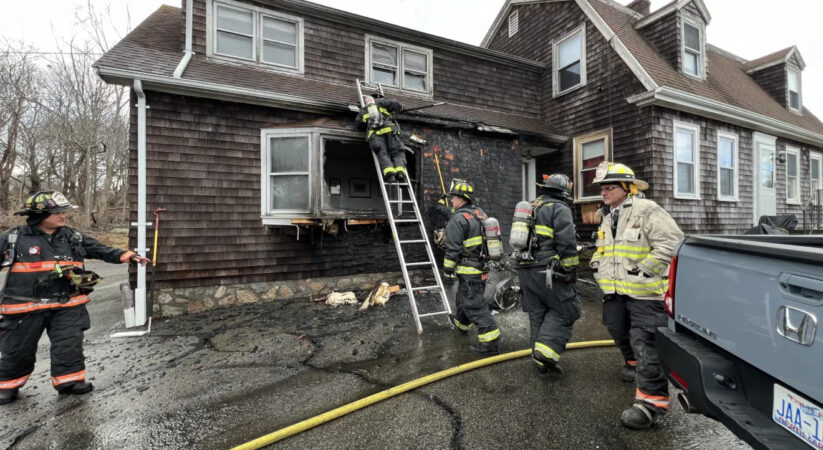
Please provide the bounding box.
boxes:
[664,256,677,318]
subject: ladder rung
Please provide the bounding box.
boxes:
[394,219,419,223]
[389,200,415,204]
[412,285,440,291]
[418,311,451,318]
[405,261,433,267]
[384,182,408,186]
[398,239,426,244]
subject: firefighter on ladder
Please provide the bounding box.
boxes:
[516,174,581,375]
[442,180,501,356]
[589,162,683,430]
[355,93,407,183]
[0,191,149,405]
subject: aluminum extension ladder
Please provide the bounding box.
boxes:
[373,154,452,334]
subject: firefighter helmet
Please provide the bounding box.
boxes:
[591,162,649,191]
[537,173,573,196]
[14,191,78,216]
[448,179,474,203]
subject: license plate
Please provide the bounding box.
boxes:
[773,383,823,449]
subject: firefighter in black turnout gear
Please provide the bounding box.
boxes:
[0,191,149,405]
[442,180,501,355]
[355,94,407,183]
[516,174,581,375]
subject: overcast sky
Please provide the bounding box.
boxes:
[2,0,822,115]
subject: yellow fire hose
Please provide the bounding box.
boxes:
[232,339,615,449]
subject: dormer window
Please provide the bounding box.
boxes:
[787,68,801,111]
[682,21,704,78]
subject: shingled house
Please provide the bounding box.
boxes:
[95,0,823,317]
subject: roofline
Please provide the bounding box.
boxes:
[635,0,711,30]
[480,0,565,48]
[744,46,807,73]
[268,0,545,71]
[627,87,823,147]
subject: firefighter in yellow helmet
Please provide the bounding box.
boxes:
[0,191,149,405]
[590,162,683,430]
[442,180,501,355]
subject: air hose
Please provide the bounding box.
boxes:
[232,339,615,450]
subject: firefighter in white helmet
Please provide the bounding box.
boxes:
[590,162,683,430]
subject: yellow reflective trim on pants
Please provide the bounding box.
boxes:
[375,127,394,135]
[561,255,579,267]
[596,278,669,295]
[535,225,554,237]
[383,166,397,175]
[453,317,472,331]
[443,258,457,269]
[394,166,407,174]
[456,265,483,275]
[463,236,483,247]
[478,329,500,342]
[534,342,559,361]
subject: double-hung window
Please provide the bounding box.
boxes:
[787,69,801,112]
[212,1,303,73]
[366,36,432,95]
[553,25,586,96]
[673,121,701,199]
[811,153,822,205]
[717,132,738,201]
[785,146,800,204]
[264,134,312,214]
[573,129,611,201]
[682,21,704,78]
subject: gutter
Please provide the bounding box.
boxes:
[627,87,823,148]
[172,0,194,78]
[132,79,149,327]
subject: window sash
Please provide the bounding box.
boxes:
[682,22,702,77]
[367,38,431,93]
[266,135,311,213]
[717,135,737,200]
[786,149,800,203]
[674,124,700,198]
[573,131,610,201]
[213,1,302,70]
[555,29,584,94]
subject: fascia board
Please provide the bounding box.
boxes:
[628,87,823,147]
[744,47,806,74]
[635,0,711,30]
[576,0,658,91]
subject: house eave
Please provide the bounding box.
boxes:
[635,0,712,30]
[627,87,823,147]
[744,46,806,73]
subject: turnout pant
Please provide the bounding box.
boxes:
[519,267,581,362]
[0,305,90,391]
[368,133,406,177]
[603,294,669,410]
[454,277,500,343]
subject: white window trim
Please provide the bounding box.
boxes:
[364,35,433,97]
[521,157,536,201]
[207,0,305,75]
[681,18,706,80]
[810,152,822,205]
[573,128,612,202]
[673,120,701,200]
[787,67,802,113]
[508,9,519,37]
[716,131,738,202]
[785,145,801,205]
[261,130,313,216]
[552,24,587,97]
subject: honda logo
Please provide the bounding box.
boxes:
[776,306,818,346]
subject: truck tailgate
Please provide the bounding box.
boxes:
[674,236,823,405]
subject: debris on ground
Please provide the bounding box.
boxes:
[359,283,396,310]
[325,291,358,306]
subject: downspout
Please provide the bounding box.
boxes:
[173,0,194,78]
[134,79,148,327]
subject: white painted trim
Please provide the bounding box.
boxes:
[133,80,148,328]
[743,46,806,73]
[552,24,587,97]
[261,131,313,215]
[573,128,612,202]
[627,87,823,148]
[681,18,706,80]
[810,152,823,205]
[635,0,711,30]
[787,67,802,113]
[508,9,519,37]
[752,132,777,224]
[784,145,801,204]
[522,158,537,201]
[716,131,738,202]
[365,35,434,98]
[673,120,701,200]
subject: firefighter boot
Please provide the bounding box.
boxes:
[57,381,94,395]
[383,173,396,184]
[533,351,564,376]
[395,171,406,183]
[469,339,500,356]
[449,314,472,335]
[620,403,664,430]
[0,388,19,405]
[620,363,636,383]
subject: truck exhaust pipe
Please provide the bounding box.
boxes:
[677,392,697,413]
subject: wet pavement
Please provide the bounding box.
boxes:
[0,263,751,449]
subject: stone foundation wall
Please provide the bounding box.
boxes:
[154,271,423,317]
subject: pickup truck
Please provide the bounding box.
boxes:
[657,235,823,450]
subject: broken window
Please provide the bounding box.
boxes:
[321,139,386,216]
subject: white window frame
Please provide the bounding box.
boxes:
[787,68,802,113]
[673,120,701,200]
[573,129,612,202]
[716,131,739,202]
[552,24,587,97]
[208,0,305,74]
[508,9,519,37]
[521,157,536,201]
[785,145,801,204]
[365,35,433,96]
[810,152,822,205]
[261,131,313,216]
[681,19,705,80]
